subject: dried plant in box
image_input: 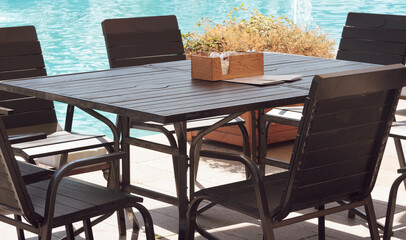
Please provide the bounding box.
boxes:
[183,4,335,58]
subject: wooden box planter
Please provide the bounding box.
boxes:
[187,106,301,147]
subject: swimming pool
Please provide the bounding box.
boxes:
[1,0,405,138]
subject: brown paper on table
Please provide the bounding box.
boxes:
[223,74,302,86]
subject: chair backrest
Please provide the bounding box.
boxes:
[276,64,406,220]
[0,26,58,135]
[0,116,38,224]
[337,12,406,65]
[102,15,186,68]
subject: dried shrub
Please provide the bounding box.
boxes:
[183,5,335,58]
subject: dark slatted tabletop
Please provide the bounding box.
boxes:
[0,53,377,124]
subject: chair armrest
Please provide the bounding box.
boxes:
[131,121,175,140]
[0,106,14,116]
[131,120,166,132]
[196,149,273,216]
[64,104,75,132]
[43,152,127,220]
[77,107,120,146]
[22,168,54,185]
[398,168,406,174]
[53,152,126,179]
[199,150,263,183]
[9,133,47,144]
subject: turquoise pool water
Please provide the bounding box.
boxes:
[1,0,405,138]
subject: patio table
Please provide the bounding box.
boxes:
[0,52,377,239]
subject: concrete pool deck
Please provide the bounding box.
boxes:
[2,101,406,239]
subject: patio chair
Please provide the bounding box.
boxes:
[0,25,115,173]
[0,113,155,240]
[264,12,406,226]
[388,121,406,187]
[101,15,250,184]
[265,12,406,168]
[186,64,406,240]
[383,167,406,240]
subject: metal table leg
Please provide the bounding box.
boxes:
[174,121,188,239]
[120,116,131,187]
[121,114,246,239]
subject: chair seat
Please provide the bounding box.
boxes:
[195,171,289,219]
[0,161,53,215]
[9,133,47,144]
[11,131,113,160]
[27,177,143,227]
[18,161,54,184]
[389,121,406,139]
[265,107,303,127]
[268,108,406,140]
[135,116,245,133]
[162,115,246,133]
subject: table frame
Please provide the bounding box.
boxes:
[0,52,377,239]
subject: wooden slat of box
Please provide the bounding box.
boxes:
[227,53,264,79]
[191,55,222,81]
[191,52,264,81]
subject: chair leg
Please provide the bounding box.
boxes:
[393,137,406,189]
[347,210,356,219]
[317,205,325,240]
[172,155,180,196]
[259,116,272,176]
[383,172,406,240]
[58,153,69,168]
[65,224,75,240]
[196,202,216,214]
[83,219,94,240]
[237,123,251,179]
[40,222,53,240]
[125,207,140,229]
[262,232,276,240]
[260,217,276,240]
[117,209,128,236]
[162,131,179,197]
[189,134,203,199]
[192,139,203,182]
[187,198,204,240]
[125,208,141,239]
[190,137,218,215]
[339,200,385,231]
[187,197,223,240]
[364,196,380,240]
[131,204,155,240]
[14,215,25,240]
[129,123,180,197]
